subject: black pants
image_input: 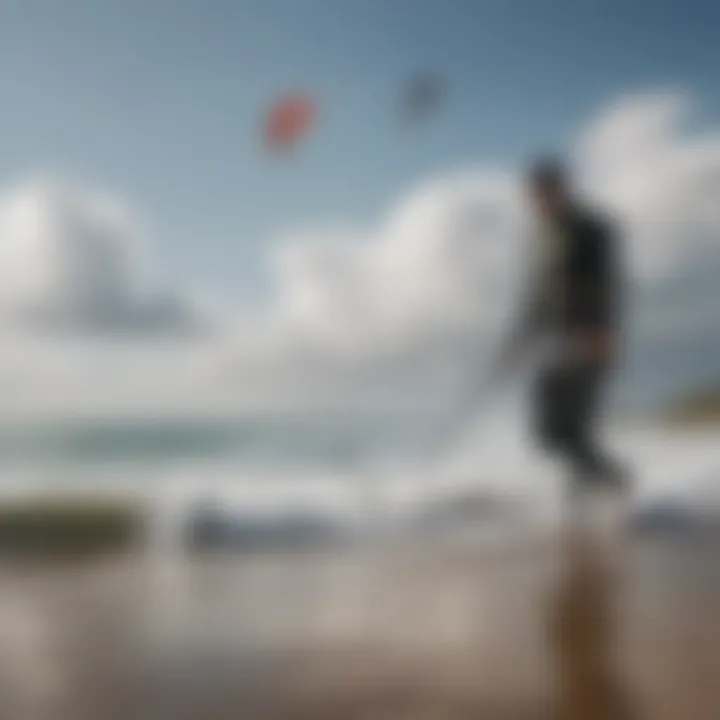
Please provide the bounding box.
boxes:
[533,365,616,487]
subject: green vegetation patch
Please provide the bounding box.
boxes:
[664,387,720,426]
[0,496,146,561]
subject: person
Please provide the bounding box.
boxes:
[500,157,626,496]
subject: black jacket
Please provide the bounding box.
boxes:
[517,206,620,342]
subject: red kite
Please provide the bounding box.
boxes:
[264,93,317,153]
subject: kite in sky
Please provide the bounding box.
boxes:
[261,74,445,157]
[400,73,444,126]
[263,93,318,154]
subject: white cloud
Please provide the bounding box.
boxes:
[578,92,720,281]
[0,90,719,420]
[0,181,204,336]
[215,171,525,418]
[266,172,521,356]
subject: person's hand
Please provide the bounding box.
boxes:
[572,329,616,367]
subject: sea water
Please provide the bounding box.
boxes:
[0,394,717,549]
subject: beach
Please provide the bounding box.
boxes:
[0,521,717,720]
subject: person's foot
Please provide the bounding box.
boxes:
[602,461,632,497]
[570,460,632,500]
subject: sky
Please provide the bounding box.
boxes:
[0,0,718,421]
[1,0,719,303]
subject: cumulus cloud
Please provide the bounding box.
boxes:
[0,182,204,336]
[578,92,720,282]
[1,90,719,421]
[217,172,525,418]
[267,173,520,353]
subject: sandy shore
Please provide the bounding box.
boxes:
[0,526,717,719]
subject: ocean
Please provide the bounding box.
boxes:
[0,388,718,551]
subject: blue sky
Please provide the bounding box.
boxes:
[1,0,719,305]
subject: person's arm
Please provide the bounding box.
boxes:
[498,239,544,370]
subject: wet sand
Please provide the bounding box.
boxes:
[0,528,717,719]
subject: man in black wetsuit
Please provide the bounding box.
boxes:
[501,158,625,495]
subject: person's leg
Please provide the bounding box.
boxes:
[531,367,566,455]
[532,366,624,492]
[561,368,625,492]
